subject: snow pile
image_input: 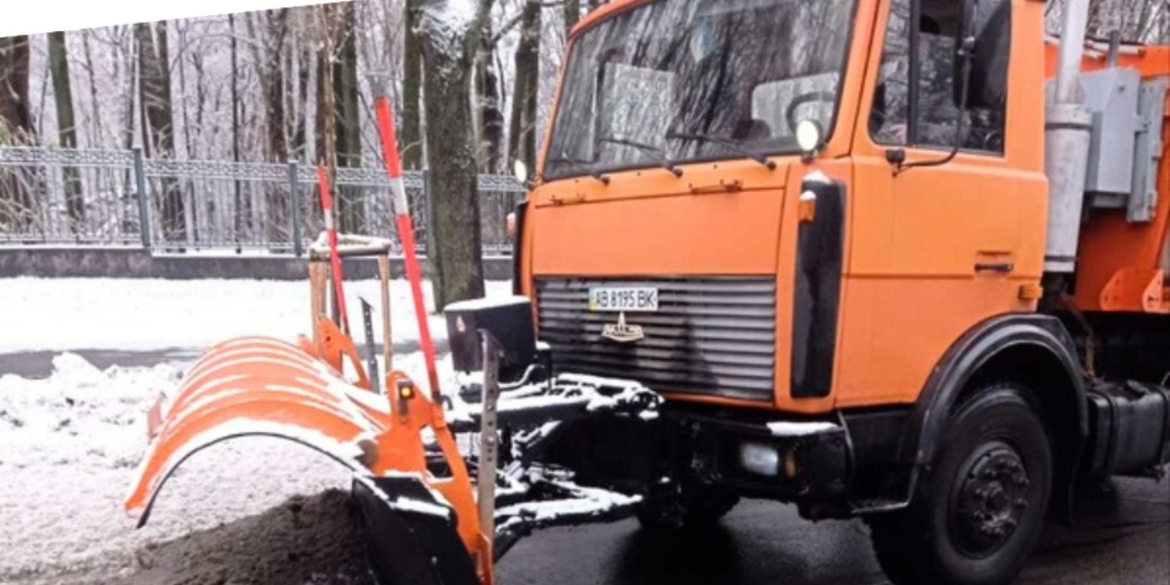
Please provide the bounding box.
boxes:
[0,353,363,582]
[0,353,177,471]
[0,277,511,353]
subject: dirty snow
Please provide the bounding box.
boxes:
[0,349,460,583]
[0,277,511,353]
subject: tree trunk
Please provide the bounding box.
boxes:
[227,14,249,246]
[0,35,34,228]
[476,31,504,173]
[331,1,363,234]
[508,0,540,173]
[418,0,490,308]
[565,0,581,34]
[292,8,312,160]
[0,35,33,143]
[137,21,183,243]
[253,9,291,241]
[49,31,85,232]
[81,31,102,148]
[317,4,340,226]
[402,0,424,170]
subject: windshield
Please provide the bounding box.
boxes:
[544,0,856,180]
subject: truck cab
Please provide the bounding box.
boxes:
[510,0,1170,583]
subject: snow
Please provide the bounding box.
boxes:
[767,421,839,437]
[0,349,460,582]
[495,479,642,535]
[0,277,511,353]
[444,294,530,312]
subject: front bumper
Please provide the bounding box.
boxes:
[667,409,851,503]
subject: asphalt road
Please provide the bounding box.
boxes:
[496,477,1169,585]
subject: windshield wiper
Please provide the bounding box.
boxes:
[546,155,610,185]
[598,136,683,177]
[666,132,776,170]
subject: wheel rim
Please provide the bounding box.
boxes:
[949,440,1032,558]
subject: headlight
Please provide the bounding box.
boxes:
[739,442,779,477]
[795,119,823,154]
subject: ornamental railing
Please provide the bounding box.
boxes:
[0,147,526,256]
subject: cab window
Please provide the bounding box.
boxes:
[869,0,1010,153]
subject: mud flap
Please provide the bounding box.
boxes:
[353,475,480,585]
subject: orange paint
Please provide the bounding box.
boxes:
[528,0,1168,416]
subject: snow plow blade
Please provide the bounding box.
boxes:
[124,336,378,526]
[124,333,492,580]
[353,475,481,585]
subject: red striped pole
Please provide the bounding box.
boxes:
[316,166,349,332]
[374,96,441,400]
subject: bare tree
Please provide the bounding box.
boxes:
[136,21,183,242]
[564,0,581,33]
[417,0,494,307]
[402,0,424,170]
[0,35,34,228]
[0,36,33,144]
[80,31,103,148]
[476,29,505,172]
[334,1,364,232]
[508,0,541,173]
[49,31,84,230]
[316,3,340,221]
[247,9,292,239]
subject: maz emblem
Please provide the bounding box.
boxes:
[601,312,644,343]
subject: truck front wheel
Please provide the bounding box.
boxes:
[868,383,1053,585]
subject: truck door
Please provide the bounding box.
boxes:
[837,0,1049,406]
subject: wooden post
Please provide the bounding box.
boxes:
[378,255,393,371]
[309,260,328,345]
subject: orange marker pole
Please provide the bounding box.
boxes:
[374,96,441,401]
[317,166,349,332]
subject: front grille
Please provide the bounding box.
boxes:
[535,277,777,401]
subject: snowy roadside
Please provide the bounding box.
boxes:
[0,277,511,354]
[0,277,503,582]
[0,351,465,583]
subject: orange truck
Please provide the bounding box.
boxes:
[126,0,1169,584]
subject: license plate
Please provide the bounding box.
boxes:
[588,287,659,312]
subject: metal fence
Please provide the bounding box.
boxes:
[0,147,526,256]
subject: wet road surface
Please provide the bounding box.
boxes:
[496,477,1169,585]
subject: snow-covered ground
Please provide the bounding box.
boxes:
[0,277,511,353]
[0,277,504,583]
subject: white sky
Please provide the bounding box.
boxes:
[0,0,343,37]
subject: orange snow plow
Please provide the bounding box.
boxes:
[125,97,660,585]
[125,293,660,585]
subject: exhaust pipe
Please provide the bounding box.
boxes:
[1044,0,1093,274]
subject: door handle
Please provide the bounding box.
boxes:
[974,251,1015,275]
[975,262,1014,274]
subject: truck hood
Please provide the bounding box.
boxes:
[529,158,791,276]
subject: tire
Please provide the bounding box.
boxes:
[868,382,1053,585]
[636,483,740,533]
